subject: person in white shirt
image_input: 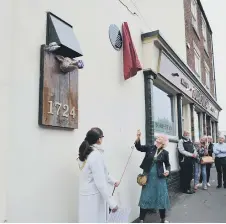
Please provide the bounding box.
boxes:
[213,135,226,188]
[78,127,119,223]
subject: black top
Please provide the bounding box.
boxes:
[134,140,171,176]
[182,137,194,154]
[208,142,213,157]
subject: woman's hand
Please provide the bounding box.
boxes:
[114,181,120,187]
[112,205,118,213]
[136,129,141,141]
[163,171,169,177]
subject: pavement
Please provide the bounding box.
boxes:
[144,168,226,223]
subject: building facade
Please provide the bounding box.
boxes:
[0,0,221,222]
[183,0,220,142]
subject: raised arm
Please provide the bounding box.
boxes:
[134,139,149,152]
[178,139,193,157]
[89,151,117,209]
[134,129,149,153]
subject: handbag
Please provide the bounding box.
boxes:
[137,149,164,186]
[201,156,214,164]
[137,174,148,186]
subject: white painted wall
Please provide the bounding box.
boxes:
[0,0,185,222]
[0,0,13,222]
[134,0,187,62]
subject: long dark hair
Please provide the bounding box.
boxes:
[79,127,104,161]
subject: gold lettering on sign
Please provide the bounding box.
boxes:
[192,88,209,109]
[181,78,189,89]
[48,101,76,119]
[210,107,215,113]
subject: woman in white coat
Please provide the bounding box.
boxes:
[78,127,119,223]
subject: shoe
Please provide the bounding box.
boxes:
[140,220,144,223]
[183,190,193,194]
[197,183,202,187]
[203,186,207,190]
[217,185,222,189]
[207,183,211,187]
[160,219,169,223]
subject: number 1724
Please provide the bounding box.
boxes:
[47,101,76,119]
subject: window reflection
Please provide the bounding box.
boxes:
[153,86,175,136]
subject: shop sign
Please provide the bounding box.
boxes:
[181,78,189,89]
[192,88,209,110]
[154,118,175,136]
[210,106,215,113]
[38,13,83,129]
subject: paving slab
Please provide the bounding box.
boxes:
[144,168,226,223]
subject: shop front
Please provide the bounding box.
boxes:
[141,30,220,143]
[141,30,221,199]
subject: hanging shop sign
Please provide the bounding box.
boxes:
[39,12,84,129]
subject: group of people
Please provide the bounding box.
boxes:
[178,130,226,194]
[77,127,226,223]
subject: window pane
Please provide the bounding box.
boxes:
[191,0,197,17]
[206,71,210,88]
[194,50,200,76]
[194,111,200,142]
[153,86,175,135]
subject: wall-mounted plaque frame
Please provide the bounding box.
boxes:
[39,45,78,129]
[109,24,122,51]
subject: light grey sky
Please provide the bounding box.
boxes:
[201,0,226,130]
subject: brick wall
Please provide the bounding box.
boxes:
[167,170,181,201]
[184,0,216,97]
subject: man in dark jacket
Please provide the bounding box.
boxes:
[178,131,197,194]
[199,136,214,186]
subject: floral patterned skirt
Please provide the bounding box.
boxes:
[139,163,170,210]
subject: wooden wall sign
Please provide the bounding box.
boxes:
[39,45,78,129]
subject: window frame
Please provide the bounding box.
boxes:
[152,85,177,137]
[204,61,210,90]
[202,15,208,53]
[194,110,200,142]
[191,0,198,33]
[193,42,201,79]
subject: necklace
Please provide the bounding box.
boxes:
[154,148,163,158]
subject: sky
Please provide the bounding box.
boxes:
[201,0,226,130]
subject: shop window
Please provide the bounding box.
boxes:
[153,85,176,136]
[182,106,184,132]
[191,0,198,33]
[194,111,200,142]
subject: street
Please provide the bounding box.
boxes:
[145,168,226,223]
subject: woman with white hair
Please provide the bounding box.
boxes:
[135,130,171,223]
